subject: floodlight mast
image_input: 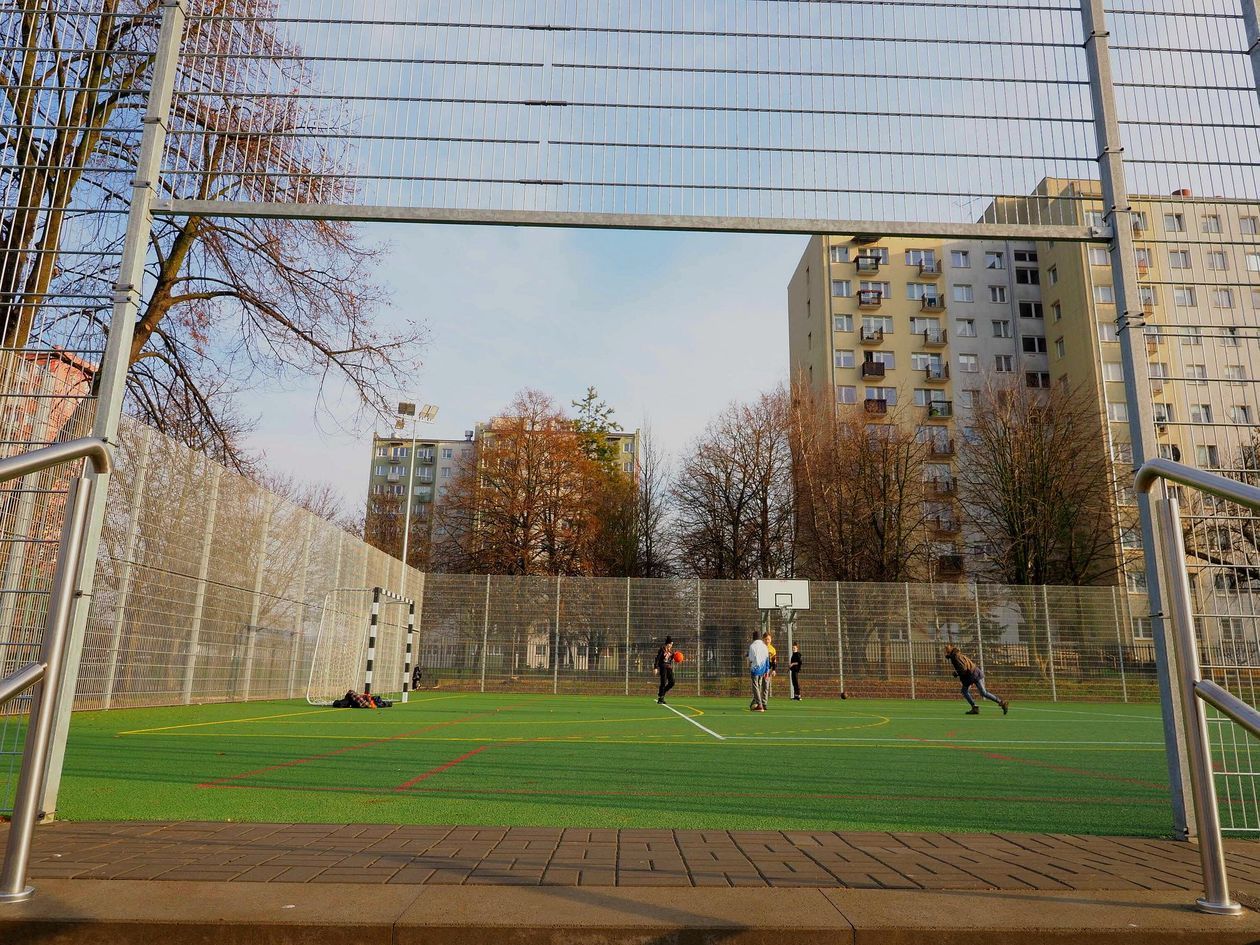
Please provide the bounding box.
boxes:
[398,402,438,569]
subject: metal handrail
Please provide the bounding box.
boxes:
[1133,458,1258,917]
[0,439,110,904]
[0,437,111,486]
[1135,456,1260,510]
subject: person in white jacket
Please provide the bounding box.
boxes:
[747,630,770,712]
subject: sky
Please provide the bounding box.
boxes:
[244,225,808,506]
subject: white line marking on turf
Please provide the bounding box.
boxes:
[721,736,1164,746]
[662,703,724,740]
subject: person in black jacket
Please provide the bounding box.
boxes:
[789,643,803,700]
[944,643,1009,715]
[653,636,676,704]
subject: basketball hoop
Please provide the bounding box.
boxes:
[778,603,795,627]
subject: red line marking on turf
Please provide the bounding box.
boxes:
[395,745,493,791]
[198,704,526,789]
[898,736,1165,791]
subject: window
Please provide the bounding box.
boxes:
[1225,364,1247,383]
[1173,286,1197,306]
[374,465,388,476]
[1085,210,1105,228]
[1148,361,1168,380]
[959,354,979,373]
[1088,247,1109,266]
[1093,285,1115,304]
[1164,212,1185,232]
[1098,322,1118,343]
[1231,405,1253,424]
[865,386,897,405]
[1221,617,1246,643]
[995,354,1014,372]
[1202,214,1222,234]
[833,314,853,332]
[860,280,891,297]
[1242,216,1259,235]
[870,350,896,368]
[913,388,947,406]
[989,285,1008,303]
[1131,211,1149,231]
[1022,335,1047,353]
[1169,250,1191,269]
[830,244,850,263]
[1138,285,1158,306]
[1015,266,1039,285]
[1212,288,1235,309]
[387,484,404,496]
[1048,266,1058,285]
[1056,338,1067,359]
[375,446,388,458]
[1114,442,1134,463]
[952,284,974,303]
[1182,326,1203,346]
[1026,372,1051,388]
[1103,361,1123,381]
[1127,571,1148,593]
[1051,302,1062,322]
[1190,404,1213,424]
[1018,301,1043,319]
[831,279,852,297]
[623,440,635,454]
[905,249,937,267]
[906,282,933,300]
[951,250,971,268]
[992,319,1012,338]
[836,385,857,404]
[1152,403,1174,423]
[1206,250,1228,270]
[955,318,977,337]
[442,447,454,459]
[1013,250,1038,264]
[863,315,894,334]
[1196,445,1220,468]
[909,317,940,335]
[441,467,452,479]
[985,251,1005,269]
[1108,402,1129,422]
[911,352,944,371]
[1133,617,1153,640]
[1133,247,1152,269]
[1223,326,1241,347]
[390,446,410,459]
[958,390,977,408]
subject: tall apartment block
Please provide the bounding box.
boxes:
[788,179,1260,650]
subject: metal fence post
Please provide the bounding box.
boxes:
[972,583,985,670]
[905,583,916,700]
[1081,0,1189,836]
[624,577,631,696]
[100,426,153,709]
[1112,585,1129,704]
[835,583,845,695]
[0,476,93,902]
[240,495,275,700]
[480,574,490,693]
[181,466,222,705]
[1042,584,1058,702]
[1155,495,1243,915]
[553,574,561,695]
[695,578,702,697]
[1240,0,1260,105]
[288,516,314,698]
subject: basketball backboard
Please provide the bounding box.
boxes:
[757,580,810,612]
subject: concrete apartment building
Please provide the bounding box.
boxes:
[788,179,1260,650]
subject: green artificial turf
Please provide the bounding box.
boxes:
[50,692,1179,836]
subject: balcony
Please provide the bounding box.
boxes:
[854,255,882,274]
[930,438,956,457]
[918,260,943,277]
[926,400,953,419]
[920,295,946,312]
[857,289,884,308]
[922,328,947,347]
[937,553,965,574]
[864,398,889,415]
[860,326,885,344]
[931,477,957,495]
[932,515,961,536]
[861,361,887,379]
[386,472,403,483]
[924,363,949,382]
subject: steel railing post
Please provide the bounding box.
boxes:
[624,577,630,697]
[0,476,93,902]
[553,575,560,695]
[182,466,222,704]
[835,583,845,696]
[1155,494,1243,915]
[480,574,490,693]
[1112,585,1129,703]
[1042,585,1058,702]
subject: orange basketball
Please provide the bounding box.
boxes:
[673,651,685,663]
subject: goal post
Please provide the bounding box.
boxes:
[306,586,415,705]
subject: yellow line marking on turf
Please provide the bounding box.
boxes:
[117,694,469,735]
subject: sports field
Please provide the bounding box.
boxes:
[53,693,1177,836]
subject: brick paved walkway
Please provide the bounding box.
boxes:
[12,821,1260,895]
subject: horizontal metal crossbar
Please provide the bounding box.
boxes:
[1196,680,1260,740]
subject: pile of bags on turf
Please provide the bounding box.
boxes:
[331,689,392,708]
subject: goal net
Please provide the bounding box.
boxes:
[306,587,414,705]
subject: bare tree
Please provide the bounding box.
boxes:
[787,378,935,583]
[671,389,794,579]
[634,423,674,577]
[958,379,1119,586]
[3,1,424,467]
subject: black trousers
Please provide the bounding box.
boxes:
[790,668,801,697]
[657,666,676,700]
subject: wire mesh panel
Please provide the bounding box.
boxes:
[156,0,1103,235]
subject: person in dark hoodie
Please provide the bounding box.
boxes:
[653,636,676,705]
[944,642,1009,715]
